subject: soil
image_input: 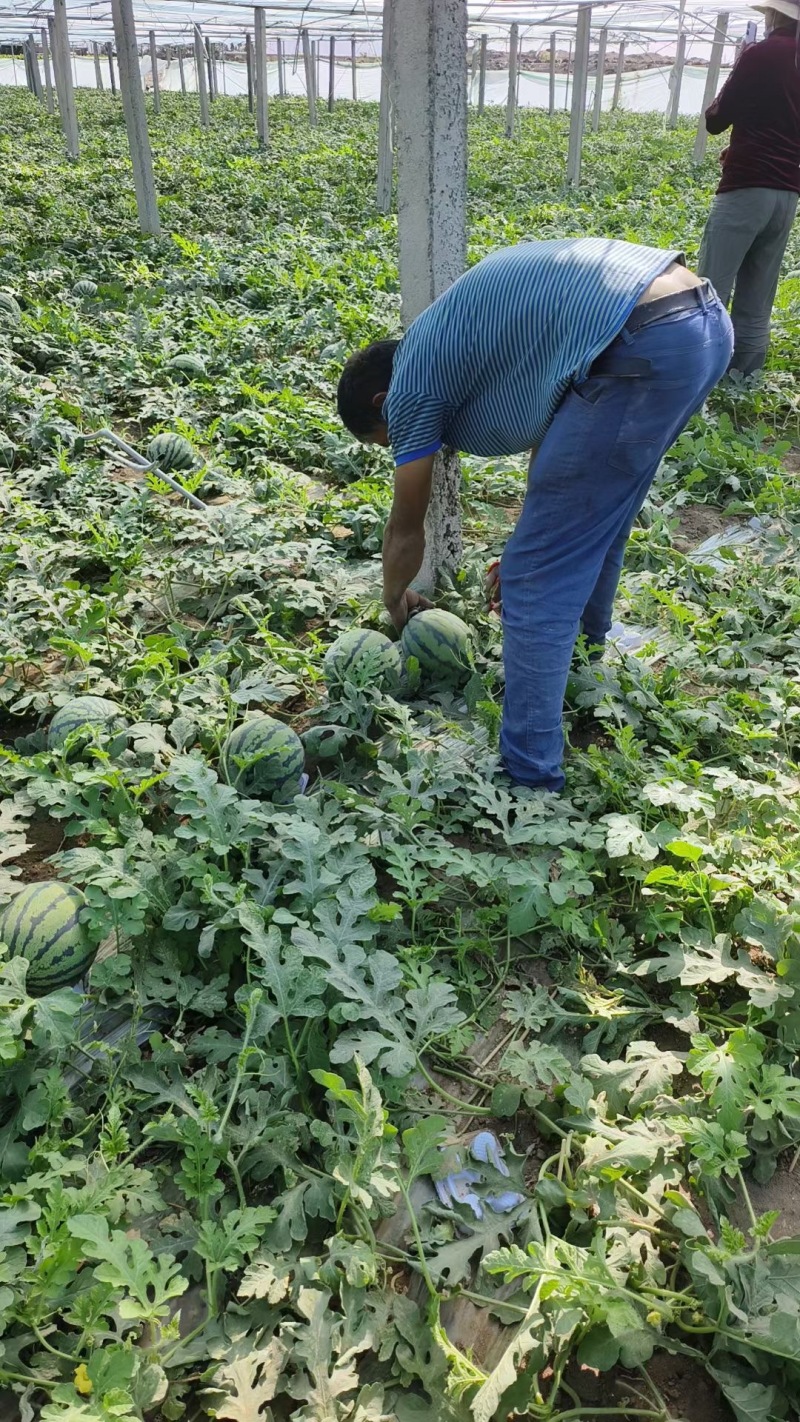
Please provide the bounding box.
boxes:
[782,445,800,477]
[672,503,741,552]
[732,1159,800,1239]
[9,813,66,883]
[566,1353,733,1422]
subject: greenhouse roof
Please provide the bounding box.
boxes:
[0,0,765,44]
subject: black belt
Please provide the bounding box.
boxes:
[590,282,711,377]
[623,281,710,334]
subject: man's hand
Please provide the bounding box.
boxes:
[385,588,433,632]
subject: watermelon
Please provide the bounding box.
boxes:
[0,292,21,325]
[167,354,207,379]
[0,880,96,996]
[301,724,350,759]
[73,279,98,298]
[221,715,304,801]
[401,609,473,686]
[323,629,401,692]
[146,432,195,473]
[48,695,125,751]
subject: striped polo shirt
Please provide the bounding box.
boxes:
[383,238,680,466]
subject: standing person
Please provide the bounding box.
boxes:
[697,3,800,374]
[336,239,733,793]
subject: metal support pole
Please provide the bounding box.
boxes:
[277,37,286,97]
[40,27,55,113]
[93,40,104,89]
[50,0,80,160]
[591,27,607,131]
[693,11,728,162]
[549,31,556,115]
[469,40,478,104]
[564,38,572,110]
[221,44,226,95]
[149,30,160,113]
[667,30,687,127]
[506,21,518,138]
[301,29,317,125]
[194,26,211,126]
[566,4,592,186]
[351,35,357,99]
[178,49,186,93]
[106,43,117,94]
[612,39,625,109]
[328,35,336,110]
[110,0,161,235]
[478,33,487,114]
[316,38,321,99]
[245,32,254,111]
[23,42,35,95]
[254,8,269,146]
[377,0,394,211]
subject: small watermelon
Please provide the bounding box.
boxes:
[301,724,350,759]
[48,695,125,751]
[166,354,207,379]
[73,279,98,298]
[401,609,473,686]
[146,432,196,473]
[221,715,304,801]
[323,629,401,692]
[0,880,96,996]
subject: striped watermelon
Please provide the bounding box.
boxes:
[401,609,473,686]
[301,724,350,758]
[0,881,96,996]
[48,696,125,751]
[73,279,98,298]
[146,432,195,473]
[323,629,401,692]
[221,715,304,801]
[167,354,207,379]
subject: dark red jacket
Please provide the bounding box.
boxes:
[705,24,800,194]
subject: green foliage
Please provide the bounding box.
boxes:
[0,88,799,1422]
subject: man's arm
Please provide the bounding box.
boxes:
[382,454,435,630]
[705,46,758,134]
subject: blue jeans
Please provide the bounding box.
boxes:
[499,289,734,791]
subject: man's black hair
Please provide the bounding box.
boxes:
[337,340,400,437]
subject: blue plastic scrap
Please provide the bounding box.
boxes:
[433,1131,526,1221]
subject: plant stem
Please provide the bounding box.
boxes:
[398,1180,437,1300]
[414,1057,493,1116]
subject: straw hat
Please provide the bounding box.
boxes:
[753,0,800,20]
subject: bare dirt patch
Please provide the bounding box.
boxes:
[781,446,800,477]
[732,1160,800,1239]
[10,814,66,883]
[672,504,742,552]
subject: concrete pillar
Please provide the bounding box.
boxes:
[549,31,556,115]
[50,1,79,160]
[328,35,336,110]
[221,45,226,95]
[40,26,55,113]
[194,26,210,126]
[245,32,254,111]
[110,0,161,236]
[693,11,728,162]
[478,34,487,114]
[254,8,269,146]
[377,0,394,213]
[27,34,44,102]
[149,30,160,113]
[612,38,625,109]
[277,37,286,97]
[591,27,607,131]
[566,4,592,186]
[564,38,572,110]
[394,0,467,591]
[178,49,186,93]
[106,43,117,94]
[667,30,687,127]
[206,39,216,100]
[23,42,35,95]
[315,38,321,98]
[506,22,518,138]
[93,40,104,90]
[469,40,478,103]
[301,30,317,125]
[351,35,357,100]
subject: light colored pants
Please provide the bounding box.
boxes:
[697,186,798,375]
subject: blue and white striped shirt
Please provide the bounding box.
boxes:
[383,238,679,466]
